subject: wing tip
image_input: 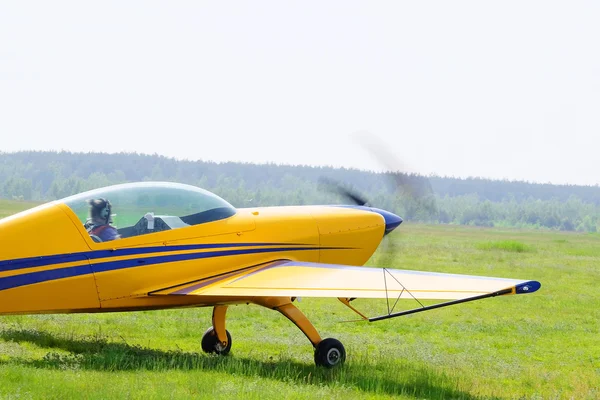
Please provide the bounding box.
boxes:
[515,280,541,294]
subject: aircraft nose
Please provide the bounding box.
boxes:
[370,208,403,235]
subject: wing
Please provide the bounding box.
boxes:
[151,260,540,300]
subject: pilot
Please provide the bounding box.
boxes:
[85,198,120,242]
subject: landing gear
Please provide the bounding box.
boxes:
[252,297,347,368]
[314,338,346,368]
[201,305,231,355]
[201,327,232,355]
[204,299,347,367]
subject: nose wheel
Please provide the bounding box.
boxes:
[201,327,232,355]
[314,338,346,368]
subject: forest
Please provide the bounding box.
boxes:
[1,151,599,232]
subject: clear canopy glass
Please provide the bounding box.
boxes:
[61,182,236,240]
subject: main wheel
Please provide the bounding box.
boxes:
[314,338,346,368]
[201,327,232,355]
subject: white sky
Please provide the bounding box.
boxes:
[1,1,599,185]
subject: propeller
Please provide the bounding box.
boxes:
[318,177,370,207]
[319,131,438,223]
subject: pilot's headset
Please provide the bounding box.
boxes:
[89,198,112,224]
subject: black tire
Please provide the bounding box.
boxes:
[201,327,232,355]
[314,338,346,368]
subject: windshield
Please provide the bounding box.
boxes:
[61,182,236,242]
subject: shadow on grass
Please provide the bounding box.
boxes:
[0,328,493,400]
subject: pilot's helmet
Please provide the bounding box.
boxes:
[89,198,112,224]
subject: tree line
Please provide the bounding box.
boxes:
[1,151,599,232]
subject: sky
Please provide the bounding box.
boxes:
[1,1,599,185]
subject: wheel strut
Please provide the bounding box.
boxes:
[212,305,229,347]
[201,305,232,355]
[252,297,346,367]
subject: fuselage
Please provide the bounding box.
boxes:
[0,183,397,315]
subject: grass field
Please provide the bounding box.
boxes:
[0,199,40,219]
[0,199,599,399]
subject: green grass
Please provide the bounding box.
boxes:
[1,200,599,399]
[0,198,40,219]
[476,240,534,253]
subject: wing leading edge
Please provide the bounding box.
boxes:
[151,260,540,301]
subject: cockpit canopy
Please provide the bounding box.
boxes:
[61,182,236,241]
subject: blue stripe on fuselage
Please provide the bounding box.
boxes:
[0,242,314,273]
[0,264,93,292]
[0,246,344,292]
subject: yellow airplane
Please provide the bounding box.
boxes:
[0,182,540,367]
